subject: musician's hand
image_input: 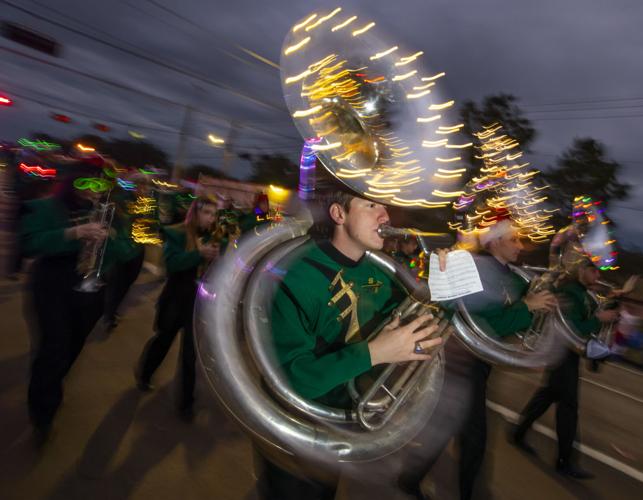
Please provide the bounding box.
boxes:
[611,275,639,297]
[198,242,220,261]
[596,309,620,323]
[523,290,558,312]
[71,222,108,242]
[368,313,443,366]
[435,248,448,272]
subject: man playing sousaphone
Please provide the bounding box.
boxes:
[257,181,448,499]
[400,216,559,500]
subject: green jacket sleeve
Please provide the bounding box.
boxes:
[475,300,533,338]
[272,277,372,400]
[559,284,601,337]
[163,227,201,273]
[20,199,80,257]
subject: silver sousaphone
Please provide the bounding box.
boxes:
[195,7,492,473]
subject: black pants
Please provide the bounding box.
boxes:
[253,447,336,500]
[104,252,144,321]
[386,342,479,500]
[28,259,104,429]
[139,281,196,409]
[515,350,580,463]
[459,359,492,500]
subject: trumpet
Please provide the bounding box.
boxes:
[75,201,115,293]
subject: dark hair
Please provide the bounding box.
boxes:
[184,197,218,251]
[306,179,357,239]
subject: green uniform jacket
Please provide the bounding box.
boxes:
[103,209,144,273]
[557,281,600,337]
[461,253,533,338]
[20,197,81,257]
[162,226,202,274]
[271,240,404,407]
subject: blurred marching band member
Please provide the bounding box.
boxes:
[135,197,220,419]
[20,162,108,444]
[101,174,146,332]
[393,235,423,278]
[455,220,557,499]
[256,182,446,500]
[400,219,557,499]
[239,192,271,234]
[512,253,636,479]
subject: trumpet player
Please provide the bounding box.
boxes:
[256,183,447,500]
[512,250,631,479]
[136,197,219,419]
[20,163,108,445]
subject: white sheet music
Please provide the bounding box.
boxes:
[428,250,483,301]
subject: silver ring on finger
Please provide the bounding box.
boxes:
[414,341,423,354]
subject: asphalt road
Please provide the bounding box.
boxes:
[0,270,641,499]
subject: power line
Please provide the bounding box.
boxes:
[521,96,643,108]
[527,152,643,166]
[0,46,299,142]
[1,0,286,112]
[525,103,643,114]
[140,0,279,70]
[611,205,643,213]
[530,113,643,122]
[8,87,299,155]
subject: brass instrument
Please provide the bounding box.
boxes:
[75,200,115,293]
[194,7,465,471]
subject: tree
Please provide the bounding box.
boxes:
[241,153,300,189]
[459,93,536,175]
[103,139,170,171]
[183,163,229,181]
[543,137,630,214]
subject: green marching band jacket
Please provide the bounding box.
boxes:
[162,225,202,274]
[460,252,534,338]
[103,193,144,274]
[461,253,600,339]
[557,281,600,337]
[20,197,82,258]
[271,240,405,408]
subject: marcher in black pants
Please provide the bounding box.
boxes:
[513,258,619,479]
[21,163,108,444]
[136,197,219,418]
[103,250,144,330]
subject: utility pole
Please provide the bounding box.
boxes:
[172,104,193,182]
[222,121,241,175]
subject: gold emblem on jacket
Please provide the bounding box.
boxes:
[327,269,360,342]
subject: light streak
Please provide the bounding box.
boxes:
[395,51,424,66]
[392,70,417,81]
[429,100,455,110]
[293,105,322,117]
[331,15,357,31]
[284,37,311,55]
[352,22,375,36]
[370,46,398,60]
[421,72,445,82]
[305,8,342,31]
[293,13,317,32]
[417,114,441,123]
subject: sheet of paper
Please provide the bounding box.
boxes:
[428,250,483,301]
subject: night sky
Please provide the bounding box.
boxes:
[2,0,643,246]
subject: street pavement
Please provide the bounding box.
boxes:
[0,269,641,499]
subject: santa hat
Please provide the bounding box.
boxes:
[478,219,517,247]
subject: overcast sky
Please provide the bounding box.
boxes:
[2,0,643,246]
